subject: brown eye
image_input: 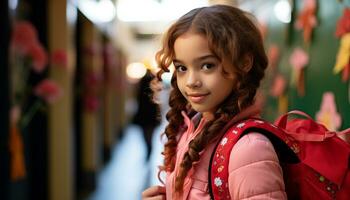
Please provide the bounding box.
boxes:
[202,63,215,70]
[175,65,187,72]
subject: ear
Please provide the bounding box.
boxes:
[241,53,253,72]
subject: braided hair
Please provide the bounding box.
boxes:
[154,5,268,194]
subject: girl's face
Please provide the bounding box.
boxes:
[173,32,236,115]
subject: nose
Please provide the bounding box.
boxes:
[186,71,202,88]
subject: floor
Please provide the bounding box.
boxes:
[87,123,167,200]
[88,87,170,200]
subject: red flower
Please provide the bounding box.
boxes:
[34,79,63,104]
[295,0,317,43]
[335,8,350,38]
[11,21,38,55]
[11,20,48,73]
[51,49,68,68]
[28,42,48,73]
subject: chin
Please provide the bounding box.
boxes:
[191,105,211,113]
[190,106,204,113]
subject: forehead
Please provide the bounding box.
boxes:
[173,32,212,60]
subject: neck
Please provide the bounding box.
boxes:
[202,112,215,121]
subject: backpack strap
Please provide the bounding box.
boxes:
[275,110,350,141]
[208,118,299,200]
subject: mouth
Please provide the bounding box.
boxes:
[186,93,210,103]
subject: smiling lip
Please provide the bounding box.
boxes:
[187,93,209,103]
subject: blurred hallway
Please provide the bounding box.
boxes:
[87,85,170,200]
[3,1,350,200]
[87,123,165,200]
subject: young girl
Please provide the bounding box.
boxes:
[142,5,286,200]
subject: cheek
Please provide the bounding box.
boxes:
[176,77,186,96]
[206,77,234,90]
[209,78,235,98]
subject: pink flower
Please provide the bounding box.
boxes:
[11,21,38,54]
[11,20,48,73]
[316,92,341,131]
[268,45,280,68]
[289,48,309,70]
[51,49,68,68]
[270,74,286,97]
[305,0,316,9]
[34,79,63,104]
[28,42,48,73]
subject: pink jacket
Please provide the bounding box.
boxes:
[165,111,287,200]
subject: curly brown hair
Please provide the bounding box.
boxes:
[154,5,268,195]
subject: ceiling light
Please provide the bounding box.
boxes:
[274,0,291,23]
[78,0,116,23]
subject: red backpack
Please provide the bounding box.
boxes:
[209,111,350,200]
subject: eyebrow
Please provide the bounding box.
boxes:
[173,54,217,64]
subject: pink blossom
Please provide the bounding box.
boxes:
[51,49,68,67]
[11,21,38,54]
[270,74,286,97]
[316,92,341,131]
[11,20,48,73]
[268,45,280,68]
[28,42,48,73]
[305,0,316,9]
[34,79,63,104]
[289,48,309,70]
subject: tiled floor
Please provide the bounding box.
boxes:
[87,123,166,200]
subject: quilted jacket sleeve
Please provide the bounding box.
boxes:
[228,133,287,200]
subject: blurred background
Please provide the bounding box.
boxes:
[1,0,350,200]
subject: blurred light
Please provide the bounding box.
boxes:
[142,58,158,73]
[78,0,116,23]
[117,0,209,22]
[117,0,160,22]
[67,1,78,25]
[274,0,291,23]
[9,0,18,10]
[126,62,147,80]
[150,59,158,70]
